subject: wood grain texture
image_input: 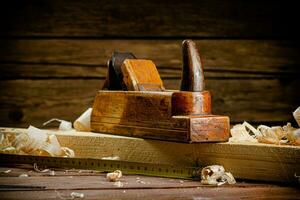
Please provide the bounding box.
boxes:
[91,91,228,142]
[0,0,298,38]
[121,59,164,91]
[190,116,230,142]
[0,39,298,127]
[1,165,299,200]
[0,39,299,78]
[91,91,189,142]
[0,175,201,190]
[1,187,300,200]
[0,78,299,128]
[1,127,300,183]
[171,91,211,115]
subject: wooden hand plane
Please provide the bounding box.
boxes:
[91,40,230,143]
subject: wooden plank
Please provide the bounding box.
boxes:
[0,39,299,79]
[0,78,299,127]
[1,187,300,200]
[0,166,105,177]
[1,128,300,183]
[0,0,298,38]
[0,175,201,190]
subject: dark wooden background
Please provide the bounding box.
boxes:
[0,0,299,128]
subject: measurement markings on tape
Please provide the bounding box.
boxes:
[0,153,200,179]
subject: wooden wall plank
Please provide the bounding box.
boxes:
[0,39,299,79]
[0,0,298,38]
[0,79,298,127]
[3,63,296,79]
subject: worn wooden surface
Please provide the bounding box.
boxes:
[171,91,211,115]
[0,0,298,38]
[1,165,299,200]
[121,59,164,91]
[0,1,299,127]
[1,127,300,183]
[91,91,229,142]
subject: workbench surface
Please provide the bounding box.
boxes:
[0,165,299,200]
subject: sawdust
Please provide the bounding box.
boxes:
[55,191,84,199]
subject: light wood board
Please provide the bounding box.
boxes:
[1,127,299,183]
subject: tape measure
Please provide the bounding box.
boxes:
[0,153,200,179]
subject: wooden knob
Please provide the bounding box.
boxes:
[180,40,205,92]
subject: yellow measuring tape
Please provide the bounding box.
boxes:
[0,153,200,179]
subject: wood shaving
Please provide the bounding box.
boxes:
[74,108,92,132]
[287,129,300,145]
[55,191,84,199]
[33,163,50,173]
[61,147,75,158]
[0,169,12,173]
[49,171,55,176]
[41,134,63,156]
[19,173,29,177]
[0,126,75,157]
[230,121,300,145]
[70,192,84,199]
[220,172,236,184]
[293,106,300,127]
[101,156,120,160]
[229,123,257,143]
[106,170,122,182]
[113,181,124,187]
[136,179,146,184]
[200,165,235,186]
[43,118,73,131]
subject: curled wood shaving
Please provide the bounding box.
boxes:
[200,165,235,186]
[229,123,257,143]
[74,108,92,132]
[288,129,300,145]
[293,106,300,127]
[42,134,63,156]
[61,147,75,158]
[13,126,48,153]
[106,170,122,182]
[43,118,73,131]
[0,126,75,157]
[230,121,300,145]
[220,172,236,185]
[33,163,49,173]
[19,173,29,177]
[0,169,12,173]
